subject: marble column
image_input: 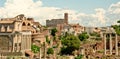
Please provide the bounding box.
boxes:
[17,35,19,52]
[21,35,24,50]
[17,43,19,52]
[39,43,41,59]
[25,35,27,49]
[109,34,112,55]
[9,35,12,52]
[12,35,15,52]
[44,42,46,59]
[8,38,10,52]
[104,34,106,55]
[115,34,118,55]
[30,35,31,50]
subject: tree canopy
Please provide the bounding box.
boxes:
[31,45,40,53]
[47,48,54,54]
[75,54,83,59]
[51,28,57,36]
[117,20,120,23]
[78,32,89,41]
[112,20,120,36]
[61,34,81,55]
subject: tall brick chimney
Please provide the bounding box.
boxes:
[64,13,68,24]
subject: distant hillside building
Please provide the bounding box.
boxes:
[46,13,68,27]
[59,24,84,35]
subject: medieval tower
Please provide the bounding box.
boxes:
[64,13,68,24]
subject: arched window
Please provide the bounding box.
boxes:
[27,23,31,26]
[22,22,26,26]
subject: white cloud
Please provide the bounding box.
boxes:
[106,2,120,26]
[0,0,120,27]
[109,2,120,14]
[95,8,106,24]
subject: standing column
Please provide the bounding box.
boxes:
[29,35,32,49]
[12,42,15,52]
[39,42,41,59]
[25,35,27,49]
[12,35,15,52]
[17,43,19,52]
[115,34,118,55]
[44,42,46,59]
[25,35,29,49]
[16,34,19,52]
[110,34,112,55]
[104,34,106,55]
[21,35,24,51]
[28,36,29,49]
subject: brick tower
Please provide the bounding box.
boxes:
[64,13,68,24]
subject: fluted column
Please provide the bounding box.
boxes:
[104,34,106,55]
[115,34,118,55]
[110,34,112,55]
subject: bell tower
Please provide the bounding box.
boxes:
[64,13,68,24]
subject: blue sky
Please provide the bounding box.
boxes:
[0,0,6,7]
[41,0,120,13]
[0,0,120,27]
[0,0,119,13]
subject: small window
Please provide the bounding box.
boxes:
[28,23,30,26]
[15,43,17,47]
[22,22,26,26]
[19,43,21,46]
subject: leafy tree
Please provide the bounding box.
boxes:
[78,32,89,41]
[117,20,120,23]
[111,20,120,36]
[90,32,100,37]
[47,48,54,54]
[75,54,83,59]
[61,35,80,55]
[51,28,57,36]
[31,45,40,53]
[46,35,50,44]
[112,25,120,35]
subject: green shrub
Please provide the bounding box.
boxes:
[75,54,83,59]
[31,45,40,53]
[47,48,54,54]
